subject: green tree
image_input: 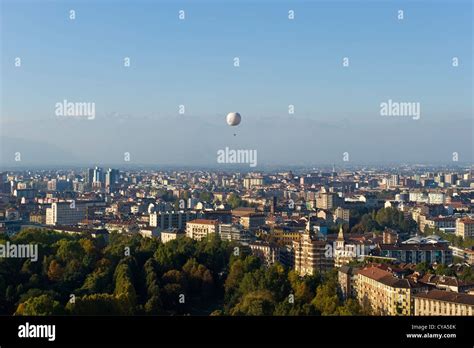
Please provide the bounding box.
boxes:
[113,260,137,315]
[15,294,63,316]
[230,290,275,316]
[227,193,242,209]
[66,293,121,315]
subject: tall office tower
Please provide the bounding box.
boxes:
[85,168,94,186]
[93,167,104,184]
[0,172,6,193]
[270,196,277,214]
[105,168,119,189]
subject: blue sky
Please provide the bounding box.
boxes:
[0,0,472,166]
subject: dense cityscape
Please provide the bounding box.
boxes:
[0,165,473,316]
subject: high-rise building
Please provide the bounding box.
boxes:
[93,167,104,184]
[270,196,277,214]
[105,168,119,189]
[85,168,94,186]
[293,231,333,276]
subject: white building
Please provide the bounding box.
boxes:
[428,193,445,204]
[219,224,250,243]
[186,219,219,240]
[161,229,184,243]
[46,201,105,226]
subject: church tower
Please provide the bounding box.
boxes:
[336,224,345,250]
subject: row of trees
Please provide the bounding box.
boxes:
[219,257,365,316]
[1,228,363,316]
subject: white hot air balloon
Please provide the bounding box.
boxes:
[226,112,241,126]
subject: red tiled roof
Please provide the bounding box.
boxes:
[414,290,474,306]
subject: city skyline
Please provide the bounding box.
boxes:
[1,0,473,345]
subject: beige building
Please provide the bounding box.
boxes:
[186,219,219,240]
[249,241,279,267]
[29,212,46,224]
[316,192,340,210]
[161,229,184,243]
[450,246,474,265]
[420,216,456,233]
[456,218,474,239]
[355,265,427,315]
[243,177,263,189]
[293,231,333,276]
[338,265,358,300]
[268,228,302,245]
[414,290,474,316]
[240,213,266,231]
[334,207,350,223]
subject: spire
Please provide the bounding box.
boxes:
[337,224,344,241]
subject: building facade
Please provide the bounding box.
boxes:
[456,218,474,239]
[149,211,197,230]
[185,219,219,240]
[355,265,427,315]
[293,231,333,276]
[414,290,474,316]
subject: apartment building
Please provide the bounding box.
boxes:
[185,219,219,240]
[219,224,251,243]
[355,265,428,315]
[149,211,197,230]
[46,201,105,226]
[240,213,266,231]
[293,231,333,276]
[377,236,453,265]
[414,290,474,316]
[456,218,474,239]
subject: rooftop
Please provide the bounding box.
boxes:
[414,289,474,306]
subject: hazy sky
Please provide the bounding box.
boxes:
[1,0,472,167]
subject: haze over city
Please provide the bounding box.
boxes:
[1,0,472,166]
